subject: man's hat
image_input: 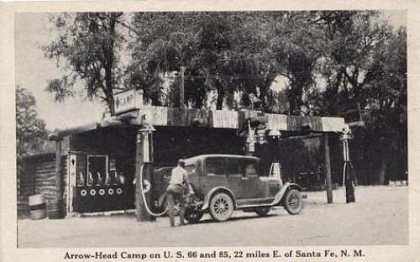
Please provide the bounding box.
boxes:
[178,159,185,167]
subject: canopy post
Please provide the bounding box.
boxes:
[324,134,333,204]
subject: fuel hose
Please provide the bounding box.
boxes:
[139,164,168,217]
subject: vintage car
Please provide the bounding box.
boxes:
[167,154,304,223]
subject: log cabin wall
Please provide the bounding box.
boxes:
[33,155,68,218]
[18,156,38,218]
[19,153,68,218]
[61,154,69,216]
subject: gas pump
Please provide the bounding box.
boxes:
[341,125,356,203]
[135,118,168,221]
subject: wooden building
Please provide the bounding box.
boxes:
[19,89,347,219]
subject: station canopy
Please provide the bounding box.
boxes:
[49,89,347,140]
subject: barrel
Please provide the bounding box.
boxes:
[28,194,46,220]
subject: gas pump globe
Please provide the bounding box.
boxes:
[340,126,353,162]
[341,126,353,140]
[268,129,281,138]
[244,116,268,154]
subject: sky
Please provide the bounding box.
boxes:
[14,11,406,130]
[15,13,105,130]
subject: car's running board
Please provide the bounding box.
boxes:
[237,203,278,209]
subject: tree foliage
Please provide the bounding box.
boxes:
[16,86,49,180]
[352,26,407,184]
[43,11,407,184]
[44,11,406,117]
[44,13,125,114]
[127,12,294,110]
[16,86,48,156]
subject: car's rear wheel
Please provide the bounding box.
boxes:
[209,192,234,222]
[255,206,271,216]
[283,189,303,215]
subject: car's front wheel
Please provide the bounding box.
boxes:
[209,192,234,222]
[283,189,303,215]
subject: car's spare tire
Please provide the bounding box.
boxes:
[209,192,234,222]
[283,189,303,215]
[185,206,204,224]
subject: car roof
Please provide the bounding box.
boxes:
[183,154,260,165]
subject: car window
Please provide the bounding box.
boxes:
[244,163,257,176]
[185,164,196,175]
[225,158,258,177]
[242,159,258,177]
[206,158,225,176]
[226,158,242,175]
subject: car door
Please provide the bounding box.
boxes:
[200,157,228,196]
[226,158,259,202]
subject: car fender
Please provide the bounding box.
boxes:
[271,182,303,206]
[201,186,237,211]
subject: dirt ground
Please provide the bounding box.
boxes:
[17,186,408,247]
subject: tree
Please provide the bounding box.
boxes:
[303,11,407,184]
[127,12,234,109]
[266,12,323,114]
[125,12,205,107]
[308,11,387,115]
[357,26,407,184]
[16,86,48,157]
[127,13,246,109]
[44,13,125,114]
[126,12,327,114]
[16,86,48,193]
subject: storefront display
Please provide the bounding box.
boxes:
[72,154,134,213]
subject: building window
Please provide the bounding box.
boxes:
[87,155,108,186]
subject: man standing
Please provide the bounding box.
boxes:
[166,159,192,227]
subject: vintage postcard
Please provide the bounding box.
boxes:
[1,0,419,261]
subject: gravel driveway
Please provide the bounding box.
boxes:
[18,186,408,247]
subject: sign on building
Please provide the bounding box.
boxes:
[114,89,144,114]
